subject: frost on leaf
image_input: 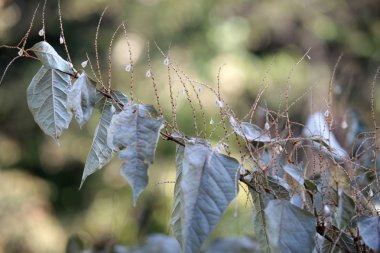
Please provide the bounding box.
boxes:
[172,140,240,253]
[303,111,347,160]
[26,66,72,143]
[67,72,97,128]
[230,116,272,143]
[107,104,164,206]
[80,91,129,188]
[264,199,316,253]
[30,41,74,74]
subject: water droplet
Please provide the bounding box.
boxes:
[125,63,132,72]
[145,69,151,78]
[181,89,187,94]
[111,105,116,114]
[369,189,373,197]
[239,167,246,175]
[59,35,64,44]
[306,54,311,60]
[264,122,270,130]
[323,205,331,216]
[324,110,330,118]
[341,120,348,129]
[81,60,88,68]
[163,57,169,65]
[274,144,283,155]
[197,87,202,93]
[38,28,45,37]
[68,62,73,68]
[209,117,214,125]
[17,49,23,56]
[215,99,224,108]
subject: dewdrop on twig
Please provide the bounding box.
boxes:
[264,122,270,130]
[163,57,169,66]
[239,167,246,175]
[38,28,45,37]
[18,49,23,56]
[145,69,151,78]
[215,99,224,108]
[341,120,348,129]
[125,64,132,72]
[198,87,202,93]
[59,35,64,44]
[81,60,88,68]
[324,110,330,118]
[209,117,214,125]
[181,89,187,94]
[306,54,311,60]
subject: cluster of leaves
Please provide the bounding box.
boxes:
[2,11,380,253]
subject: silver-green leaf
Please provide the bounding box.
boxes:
[67,72,97,128]
[230,116,272,142]
[26,66,72,143]
[30,41,75,74]
[171,145,185,247]
[264,199,316,253]
[108,104,164,206]
[180,141,240,253]
[335,188,355,230]
[358,216,380,252]
[80,91,129,188]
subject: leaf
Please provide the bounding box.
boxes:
[131,234,181,253]
[205,237,260,253]
[171,145,185,247]
[266,175,290,200]
[80,91,129,188]
[283,164,304,185]
[358,216,380,252]
[335,188,355,229]
[250,190,272,253]
[108,104,164,206]
[303,112,347,160]
[30,41,74,74]
[264,199,316,253]
[26,66,72,142]
[230,116,272,142]
[65,235,84,253]
[180,141,240,253]
[67,72,97,127]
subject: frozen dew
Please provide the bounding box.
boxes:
[68,62,73,68]
[81,60,88,68]
[264,121,270,130]
[239,167,246,175]
[59,35,64,44]
[274,144,283,155]
[341,120,348,129]
[323,205,331,216]
[17,49,23,56]
[125,63,132,72]
[306,54,311,60]
[181,89,187,94]
[209,117,214,125]
[38,28,45,37]
[324,110,330,118]
[369,188,373,197]
[163,57,169,66]
[215,99,224,108]
[197,87,202,93]
[145,69,151,78]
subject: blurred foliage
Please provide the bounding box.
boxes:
[0,0,379,252]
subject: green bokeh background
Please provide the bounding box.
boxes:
[0,0,379,252]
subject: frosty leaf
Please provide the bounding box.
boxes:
[230,116,272,142]
[30,41,74,74]
[171,145,185,247]
[358,216,380,252]
[26,66,72,142]
[180,141,239,253]
[303,112,347,159]
[132,234,181,253]
[283,164,304,185]
[205,237,259,253]
[250,190,272,253]
[108,104,164,206]
[335,189,355,229]
[265,199,316,253]
[67,72,97,127]
[80,91,129,188]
